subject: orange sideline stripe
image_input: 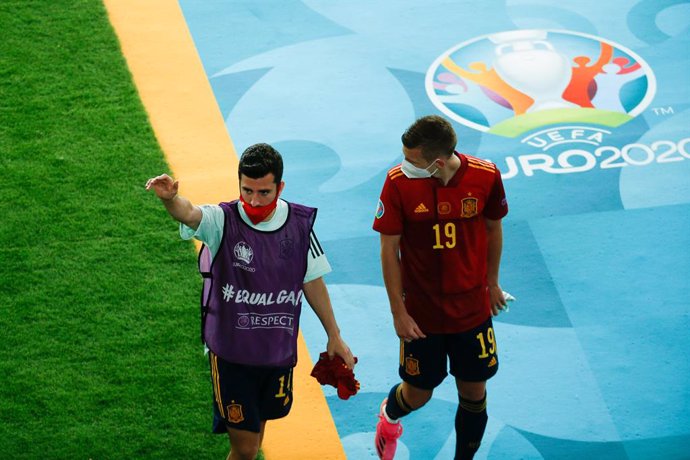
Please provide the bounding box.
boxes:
[103,1,346,458]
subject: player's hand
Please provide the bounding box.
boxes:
[145,174,179,201]
[327,335,356,370]
[393,309,426,342]
[489,285,507,316]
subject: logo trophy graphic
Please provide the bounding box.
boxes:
[427,29,655,138]
[490,30,576,113]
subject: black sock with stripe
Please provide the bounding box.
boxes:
[384,383,413,420]
[455,392,488,460]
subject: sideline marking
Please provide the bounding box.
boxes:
[103,1,346,458]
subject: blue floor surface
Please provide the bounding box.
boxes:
[178,1,690,458]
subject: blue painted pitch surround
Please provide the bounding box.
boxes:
[179,1,690,458]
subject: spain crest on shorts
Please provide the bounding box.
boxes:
[227,403,245,424]
[461,197,479,217]
[405,357,420,376]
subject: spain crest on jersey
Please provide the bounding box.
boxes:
[227,403,245,423]
[405,357,421,376]
[461,197,479,217]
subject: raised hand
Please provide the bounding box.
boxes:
[145,174,179,201]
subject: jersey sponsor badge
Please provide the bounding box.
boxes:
[227,403,245,423]
[375,199,385,219]
[461,197,479,217]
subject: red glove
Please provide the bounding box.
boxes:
[310,352,360,400]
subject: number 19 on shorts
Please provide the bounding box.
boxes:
[476,327,497,358]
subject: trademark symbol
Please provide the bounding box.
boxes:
[652,107,674,116]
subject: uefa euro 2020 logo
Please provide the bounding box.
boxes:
[426,29,655,139]
[233,241,254,265]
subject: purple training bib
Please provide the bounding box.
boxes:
[199,201,316,367]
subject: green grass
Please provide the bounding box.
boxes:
[0,1,247,458]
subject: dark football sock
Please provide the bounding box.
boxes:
[455,392,488,460]
[384,383,414,420]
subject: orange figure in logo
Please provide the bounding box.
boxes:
[442,56,534,115]
[562,41,613,107]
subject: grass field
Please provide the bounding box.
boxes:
[0,1,249,458]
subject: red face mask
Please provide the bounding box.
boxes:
[240,193,280,225]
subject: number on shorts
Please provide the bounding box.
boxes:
[476,327,496,358]
[275,369,293,398]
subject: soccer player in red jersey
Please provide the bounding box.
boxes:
[372,115,509,460]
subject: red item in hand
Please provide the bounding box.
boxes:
[310,352,360,400]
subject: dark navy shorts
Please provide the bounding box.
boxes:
[398,317,499,390]
[209,350,294,434]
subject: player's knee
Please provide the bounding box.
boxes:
[460,388,485,402]
[457,380,486,402]
[229,443,259,460]
[227,433,260,460]
[403,383,433,409]
[411,392,433,409]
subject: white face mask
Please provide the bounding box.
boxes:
[401,157,438,179]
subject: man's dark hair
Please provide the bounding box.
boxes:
[401,115,457,161]
[238,143,283,184]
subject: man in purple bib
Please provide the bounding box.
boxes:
[146,143,355,460]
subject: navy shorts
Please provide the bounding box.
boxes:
[209,351,294,434]
[398,317,499,390]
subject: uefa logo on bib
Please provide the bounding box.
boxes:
[426,29,656,139]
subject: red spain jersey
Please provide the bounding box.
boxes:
[372,153,508,333]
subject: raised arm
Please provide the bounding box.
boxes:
[145,174,202,230]
[380,233,426,341]
[302,277,355,369]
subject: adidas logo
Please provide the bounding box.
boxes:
[414,203,429,213]
[488,356,497,367]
